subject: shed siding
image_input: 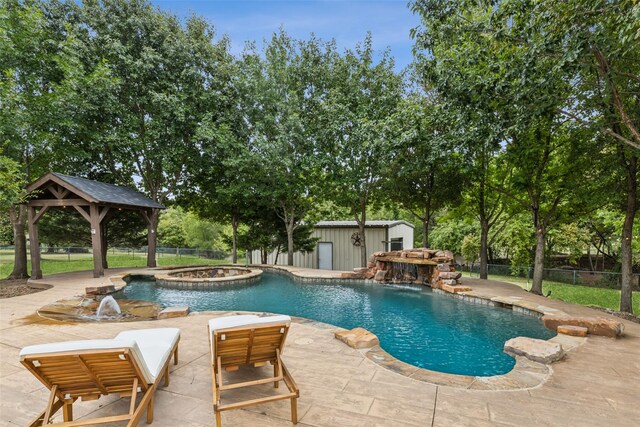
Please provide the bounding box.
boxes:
[252,226,390,271]
[388,224,415,250]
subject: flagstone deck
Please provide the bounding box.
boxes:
[0,268,638,426]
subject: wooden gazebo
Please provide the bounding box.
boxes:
[25,172,165,279]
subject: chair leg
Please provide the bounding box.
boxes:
[146,393,154,424]
[291,397,298,424]
[174,347,178,365]
[164,364,170,386]
[215,409,222,427]
[273,362,279,388]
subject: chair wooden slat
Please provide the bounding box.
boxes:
[210,318,299,427]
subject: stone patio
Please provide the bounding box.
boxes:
[0,268,639,426]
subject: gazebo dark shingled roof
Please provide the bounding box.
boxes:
[25,172,165,279]
[42,173,164,209]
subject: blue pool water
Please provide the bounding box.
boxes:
[118,273,555,376]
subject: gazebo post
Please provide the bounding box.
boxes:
[89,204,104,278]
[27,206,43,280]
[146,208,159,268]
[100,222,108,269]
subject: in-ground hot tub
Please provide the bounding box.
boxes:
[154,266,262,289]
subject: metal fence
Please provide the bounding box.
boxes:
[0,245,228,261]
[461,263,640,290]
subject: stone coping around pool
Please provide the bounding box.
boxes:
[153,266,263,289]
[22,267,637,394]
[224,311,574,391]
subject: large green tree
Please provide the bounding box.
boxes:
[240,31,333,265]
[0,0,80,278]
[384,94,465,248]
[61,0,233,266]
[526,0,639,312]
[322,34,402,266]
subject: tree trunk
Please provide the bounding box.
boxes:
[422,216,429,248]
[8,205,29,279]
[620,152,637,313]
[479,218,489,280]
[146,209,160,268]
[286,222,294,266]
[231,214,238,264]
[531,228,546,295]
[358,221,367,267]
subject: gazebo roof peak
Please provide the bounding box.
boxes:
[27,172,164,209]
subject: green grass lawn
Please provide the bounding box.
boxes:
[462,271,639,313]
[0,252,227,277]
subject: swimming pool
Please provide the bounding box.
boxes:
[118,272,555,376]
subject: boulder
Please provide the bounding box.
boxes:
[365,269,376,280]
[504,337,564,364]
[441,284,472,293]
[334,327,380,349]
[436,263,452,272]
[374,270,388,282]
[406,252,424,259]
[432,256,452,263]
[353,267,369,273]
[376,261,386,270]
[441,279,458,286]
[439,271,462,280]
[557,325,588,337]
[542,315,624,337]
[85,285,115,296]
[158,306,190,319]
[367,261,376,268]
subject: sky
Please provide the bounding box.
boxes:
[150,0,420,71]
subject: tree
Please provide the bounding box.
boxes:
[239,31,333,265]
[527,0,639,312]
[384,94,465,248]
[62,0,233,267]
[410,0,596,295]
[322,34,402,266]
[0,0,75,278]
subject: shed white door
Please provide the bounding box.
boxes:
[318,242,333,270]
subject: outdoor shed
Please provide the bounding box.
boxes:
[253,220,414,271]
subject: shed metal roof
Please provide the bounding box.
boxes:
[315,220,414,229]
[27,172,164,209]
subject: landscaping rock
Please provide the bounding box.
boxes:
[442,284,472,293]
[542,315,624,338]
[557,325,588,337]
[158,306,190,319]
[439,271,462,280]
[406,252,424,259]
[374,270,388,281]
[504,337,564,364]
[85,285,115,296]
[440,279,458,286]
[334,327,380,349]
[436,263,451,272]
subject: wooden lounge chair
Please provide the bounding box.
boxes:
[19,328,180,427]
[208,314,299,426]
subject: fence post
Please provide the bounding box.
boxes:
[573,270,577,285]
[67,247,70,262]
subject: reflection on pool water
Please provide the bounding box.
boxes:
[118,272,555,376]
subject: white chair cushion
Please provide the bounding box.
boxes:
[19,338,155,384]
[115,328,180,382]
[209,315,292,334]
[208,315,260,333]
[208,315,292,362]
